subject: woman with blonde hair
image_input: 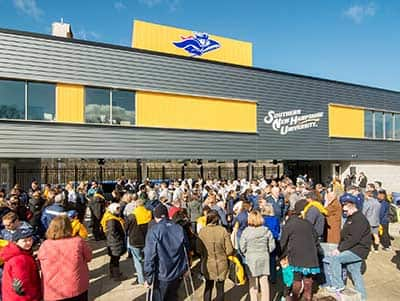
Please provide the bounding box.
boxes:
[38,215,92,301]
[240,210,276,301]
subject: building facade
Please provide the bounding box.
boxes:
[0,21,399,191]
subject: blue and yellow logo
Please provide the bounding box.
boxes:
[173,32,221,57]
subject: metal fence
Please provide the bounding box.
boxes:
[15,165,279,190]
[14,167,139,190]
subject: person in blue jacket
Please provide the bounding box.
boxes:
[377,189,391,251]
[261,203,280,283]
[266,186,286,222]
[41,193,66,230]
[144,204,189,301]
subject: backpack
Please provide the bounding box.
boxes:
[388,203,398,223]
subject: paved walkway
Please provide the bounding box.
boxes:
[88,223,400,301]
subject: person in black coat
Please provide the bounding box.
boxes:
[102,202,127,281]
[88,193,106,241]
[280,199,321,301]
[27,191,45,238]
[323,194,371,300]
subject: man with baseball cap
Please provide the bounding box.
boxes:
[144,204,189,301]
[323,194,371,300]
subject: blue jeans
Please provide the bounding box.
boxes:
[320,242,338,287]
[129,246,145,284]
[324,250,366,300]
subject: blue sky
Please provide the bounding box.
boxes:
[0,0,399,91]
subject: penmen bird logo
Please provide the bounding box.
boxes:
[173,32,221,57]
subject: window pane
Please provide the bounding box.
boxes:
[0,79,25,119]
[112,90,135,125]
[395,114,400,140]
[385,112,393,139]
[364,110,373,138]
[85,87,110,124]
[27,82,55,121]
[374,111,384,139]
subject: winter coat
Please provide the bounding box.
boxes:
[40,203,66,230]
[362,197,381,227]
[126,206,151,248]
[88,194,106,219]
[263,215,280,240]
[379,199,390,225]
[266,195,286,221]
[27,197,45,229]
[280,216,320,269]
[303,201,328,238]
[168,206,180,219]
[144,218,189,283]
[325,198,342,244]
[197,224,234,281]
[38,236,92,301]
[71,219,88,239]
[187,200,203,222]
[233,211,248,239]
[339,211,371,260]
[0,243,41,301]
[240,226,276,277]
[101,211,126,257]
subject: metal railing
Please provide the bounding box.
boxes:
[14,165,279,190]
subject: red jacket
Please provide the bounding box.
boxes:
[0,243,42,301]
[168,206,180,219]
[38,236,92,301]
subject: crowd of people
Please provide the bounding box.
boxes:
[0,172,397,301]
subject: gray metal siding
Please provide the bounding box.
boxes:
[0,30,399,161]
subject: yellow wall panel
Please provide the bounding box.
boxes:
[136,92,257,133]
[329,104,364,138]
[56,84,84,123]
[133,20,252,66]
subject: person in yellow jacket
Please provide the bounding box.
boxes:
[196,205,211,234]
[126,199,151,285]
[101,203,126,280]
[0,239,9,264]
[68,210,88,239]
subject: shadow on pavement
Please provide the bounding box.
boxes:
[89,255,136,300]
[391,250,400,270]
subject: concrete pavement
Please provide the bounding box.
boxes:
[88,223,400,301]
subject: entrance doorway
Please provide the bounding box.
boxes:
[284,161,322,185]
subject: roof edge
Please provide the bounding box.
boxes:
[0,27,398,94]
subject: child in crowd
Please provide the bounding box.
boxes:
[280,257,294,301]
[0,228,41,301]
[68,210,88,239]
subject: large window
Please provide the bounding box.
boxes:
[374,111,384,139]
[85,87,110,124]
[85,87,135,125]
[112,90,135,125]
[384,112,393,139]
[27,82,55,121]
[0,79,25,119]
[364,109,400,140]
[364,110,373,138]
[395,114,400,140]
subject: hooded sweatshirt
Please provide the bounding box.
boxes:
[0,243,41,301]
